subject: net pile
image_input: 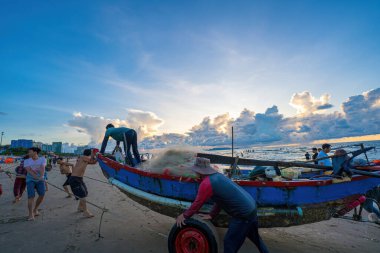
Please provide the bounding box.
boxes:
[144,149,198,178]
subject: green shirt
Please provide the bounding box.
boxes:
[104,127,131,142]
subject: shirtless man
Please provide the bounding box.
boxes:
[69,149,97,218]
[57,157,74,198]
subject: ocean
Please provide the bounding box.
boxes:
[212,140,380,162]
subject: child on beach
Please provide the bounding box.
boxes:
[69,149,97,218]
[24,147,46,221]
[13,155,28,203]
[57,157,74,198]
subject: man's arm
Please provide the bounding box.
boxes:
[183,178,213,218]
[61,161,74,167]
[176,178,213,227]
[83,155,98,165]
[100,132,110,154]
[39,160,46,180]
[25,167,39,180]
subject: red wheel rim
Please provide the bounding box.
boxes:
[175,227,210,253]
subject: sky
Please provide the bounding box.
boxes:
[0,0,380,148]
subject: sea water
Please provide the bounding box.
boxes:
[216,140,380,162]
[142,140,380,176]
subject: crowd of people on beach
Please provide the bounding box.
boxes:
[0,124,145,222]
[0,147,98,220]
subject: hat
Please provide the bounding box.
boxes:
[190,157,217,175]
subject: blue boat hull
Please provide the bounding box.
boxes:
[98,155,380,227]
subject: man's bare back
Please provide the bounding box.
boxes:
[59,162,73,175]
[71,156,97,177]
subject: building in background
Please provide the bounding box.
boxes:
[10,139,33,148]
[52,142,62,154]
[75,145,89,155]
[42,144,53,153]
[33,142,43,149]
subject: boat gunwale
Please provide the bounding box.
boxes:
[98,154,378,188]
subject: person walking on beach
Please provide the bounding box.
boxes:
[53,156,57,167]
[69,149,97,218]
[100,124,141,167]
[13,155,28,203]
[317,144,332,166]
[176,157,269,253]
[57,157,73,198]
[24,147,46,221]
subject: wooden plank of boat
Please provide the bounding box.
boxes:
[350,169,380,178]
[197,153,332,170]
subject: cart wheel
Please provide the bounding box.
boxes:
[168,216,219,253]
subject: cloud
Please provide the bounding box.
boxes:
[68,88,380,148]
[341,88,380,135]
[141,88,380,148]
[0,111,7,116]
[289,91,333,115]
[67,109,163,145]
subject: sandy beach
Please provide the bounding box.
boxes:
[1,162,379,253]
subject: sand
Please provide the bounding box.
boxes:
[1,162,379,253]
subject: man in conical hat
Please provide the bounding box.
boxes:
[176,157,269,253]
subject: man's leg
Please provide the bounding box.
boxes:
[63,185,71,197]
[13,178,21,202]
[26,181,35,220]
[123,132,134,166]
[247,217,269,253]
[224,217,251,253]
[77,200,84,212]
[28,198,35,220]
[131,130,141,164]
[20,179,26,198]
[63,175,72,197]
[33,181,46,216]
[81,198,94,218]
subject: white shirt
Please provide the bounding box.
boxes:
[24,157,46,182]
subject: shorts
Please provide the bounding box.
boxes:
[63,174,71,187]
[26,180,46,198]
[69,176,88,199]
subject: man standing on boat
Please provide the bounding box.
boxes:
[100,124,141,167]
[176,157,269,253]
[317,143,332,166]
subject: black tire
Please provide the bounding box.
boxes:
[168,215,219,253]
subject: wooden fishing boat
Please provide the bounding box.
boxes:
[97,150,380,228]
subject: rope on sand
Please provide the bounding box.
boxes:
[0,169,108,240]
[51,166,110,185]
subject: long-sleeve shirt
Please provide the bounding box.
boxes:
[100,127,131,153]
[183,173,256,219]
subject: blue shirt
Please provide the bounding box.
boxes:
[317,151,332,166]
[100,127,133,153]
[104,127,132,141]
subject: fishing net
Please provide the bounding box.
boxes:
[143,148,199,178]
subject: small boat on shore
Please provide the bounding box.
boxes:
[97,146,380,228]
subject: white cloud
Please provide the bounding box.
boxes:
[142,88,380,148]
[68,88,380,148]
[289,91,333,115]
[67,109,163,145]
